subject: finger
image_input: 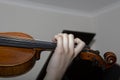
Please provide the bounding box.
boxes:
[54,34,63,53]
[52,33,62,42]
[74,38,85,57]
[52,35,58,42]
[63,33,69,53]
[68,34,74,55]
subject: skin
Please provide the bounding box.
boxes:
[44,33,85,80]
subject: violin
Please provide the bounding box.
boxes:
[0,32,117,77]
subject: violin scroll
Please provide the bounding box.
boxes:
[104,52,117,65]
[80,48,117,70]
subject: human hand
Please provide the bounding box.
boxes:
[44,33,85,80]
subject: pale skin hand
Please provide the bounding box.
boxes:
[44,33,85,80]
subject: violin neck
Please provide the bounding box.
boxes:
[0,36,56,50]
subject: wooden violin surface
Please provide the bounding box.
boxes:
[0,32,39,77]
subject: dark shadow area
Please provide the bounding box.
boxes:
[62,56,120,80]
[103,64,120,80]
[62,56,104,80]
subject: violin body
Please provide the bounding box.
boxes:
[0,32,41,77]
[0,32,117,77]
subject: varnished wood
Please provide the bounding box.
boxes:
[0,32,41,77]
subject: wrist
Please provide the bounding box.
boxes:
[44,70,62,80]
